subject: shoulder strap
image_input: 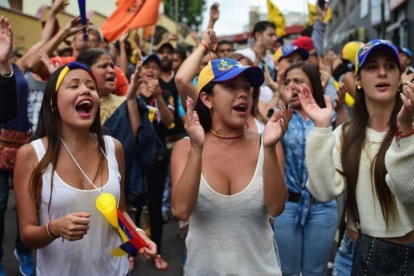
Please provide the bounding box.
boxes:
[30,139,46,161]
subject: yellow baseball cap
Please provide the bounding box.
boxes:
[197,58,264,93]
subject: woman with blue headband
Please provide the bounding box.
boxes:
[299,40,414,275]
[13,62,156,276]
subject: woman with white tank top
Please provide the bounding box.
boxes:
[13,63,156,276]
[172,30,292,275]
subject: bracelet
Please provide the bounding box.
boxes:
[396,127,414,147]
[45,222,59,239]
[0,66,14,78]
[198,42,209,55]
[135,227,145,234]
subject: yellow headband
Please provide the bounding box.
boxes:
[55,66,70,93]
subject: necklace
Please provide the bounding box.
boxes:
[210,129,244,140]
[60,135,108,193]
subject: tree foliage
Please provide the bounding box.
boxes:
[163,0,207,31]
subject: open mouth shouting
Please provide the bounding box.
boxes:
[105,75,115,84]
[232,103,248,116]
[75,98,94,117]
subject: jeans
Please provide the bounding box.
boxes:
[0,171,31,261]
[274,200,338,276]
[332,233,355,276]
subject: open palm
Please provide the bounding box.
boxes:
[185,97,205,149]
[298,85,333,127]
[263,106,292,148]
[0,17,13,63]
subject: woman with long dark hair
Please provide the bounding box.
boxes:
[172,29,291,275]
[13,63,156,276]
[300,40,414,275]
[273,62,338,276]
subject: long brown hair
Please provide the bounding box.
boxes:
[340,73,402,227]
[31,66,106,207]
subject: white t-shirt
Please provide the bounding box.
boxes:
[259,86,273,104]
[236,48,274,70]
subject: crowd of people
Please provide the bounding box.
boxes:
[1,0,414,275]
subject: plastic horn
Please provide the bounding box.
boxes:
[96,193,118,229]
[78,0,88,41]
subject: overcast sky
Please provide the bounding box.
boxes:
[201,0,317,36]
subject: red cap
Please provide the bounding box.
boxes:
[293,36,315,52]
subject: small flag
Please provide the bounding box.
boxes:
[267,0,286,37]
[308,3,332,26]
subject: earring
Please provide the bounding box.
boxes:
[357,85,362,89]
[208,106,212,109]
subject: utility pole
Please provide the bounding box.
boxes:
[380,0,385,39]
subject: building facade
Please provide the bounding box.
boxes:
[326,0,413,55]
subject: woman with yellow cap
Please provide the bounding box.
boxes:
[172,29,291,275]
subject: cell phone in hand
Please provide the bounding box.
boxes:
[318,0,329,9]
[408,66,414,75]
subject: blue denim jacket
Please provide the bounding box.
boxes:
[282,111,316,226]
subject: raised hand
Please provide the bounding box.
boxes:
[166,33,178,42]
[133,29,141,46]
[38,51,58,75]
[298,84,333,127]
[201,29,218,50]
[264,66,278,93]
[50,0,69,15]
[397,82,414,133]
[49,212,90,241]
[401,67,414,84]
[210,3,220,23]
[62,16,87,39]
[185,97,205,150]
[0,16,13,64]
[147,79,161,98]
[334,82,346,112]
[189,31,200,44]
[126,62,143,100]
[119,27,130,43]
[263,105,292,148]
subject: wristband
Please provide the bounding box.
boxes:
[396,126,414,147]
[0,66,14,78]
[45,222,59,239]
[199,42,209,55]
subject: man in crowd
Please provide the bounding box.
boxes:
[236,21,277,70]
[216,40,234,58]
[26,20,129,96]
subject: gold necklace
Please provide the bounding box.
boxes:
[210,129,244,140]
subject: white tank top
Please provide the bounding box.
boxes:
[31,136,129,276]
[184,137,282,276]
